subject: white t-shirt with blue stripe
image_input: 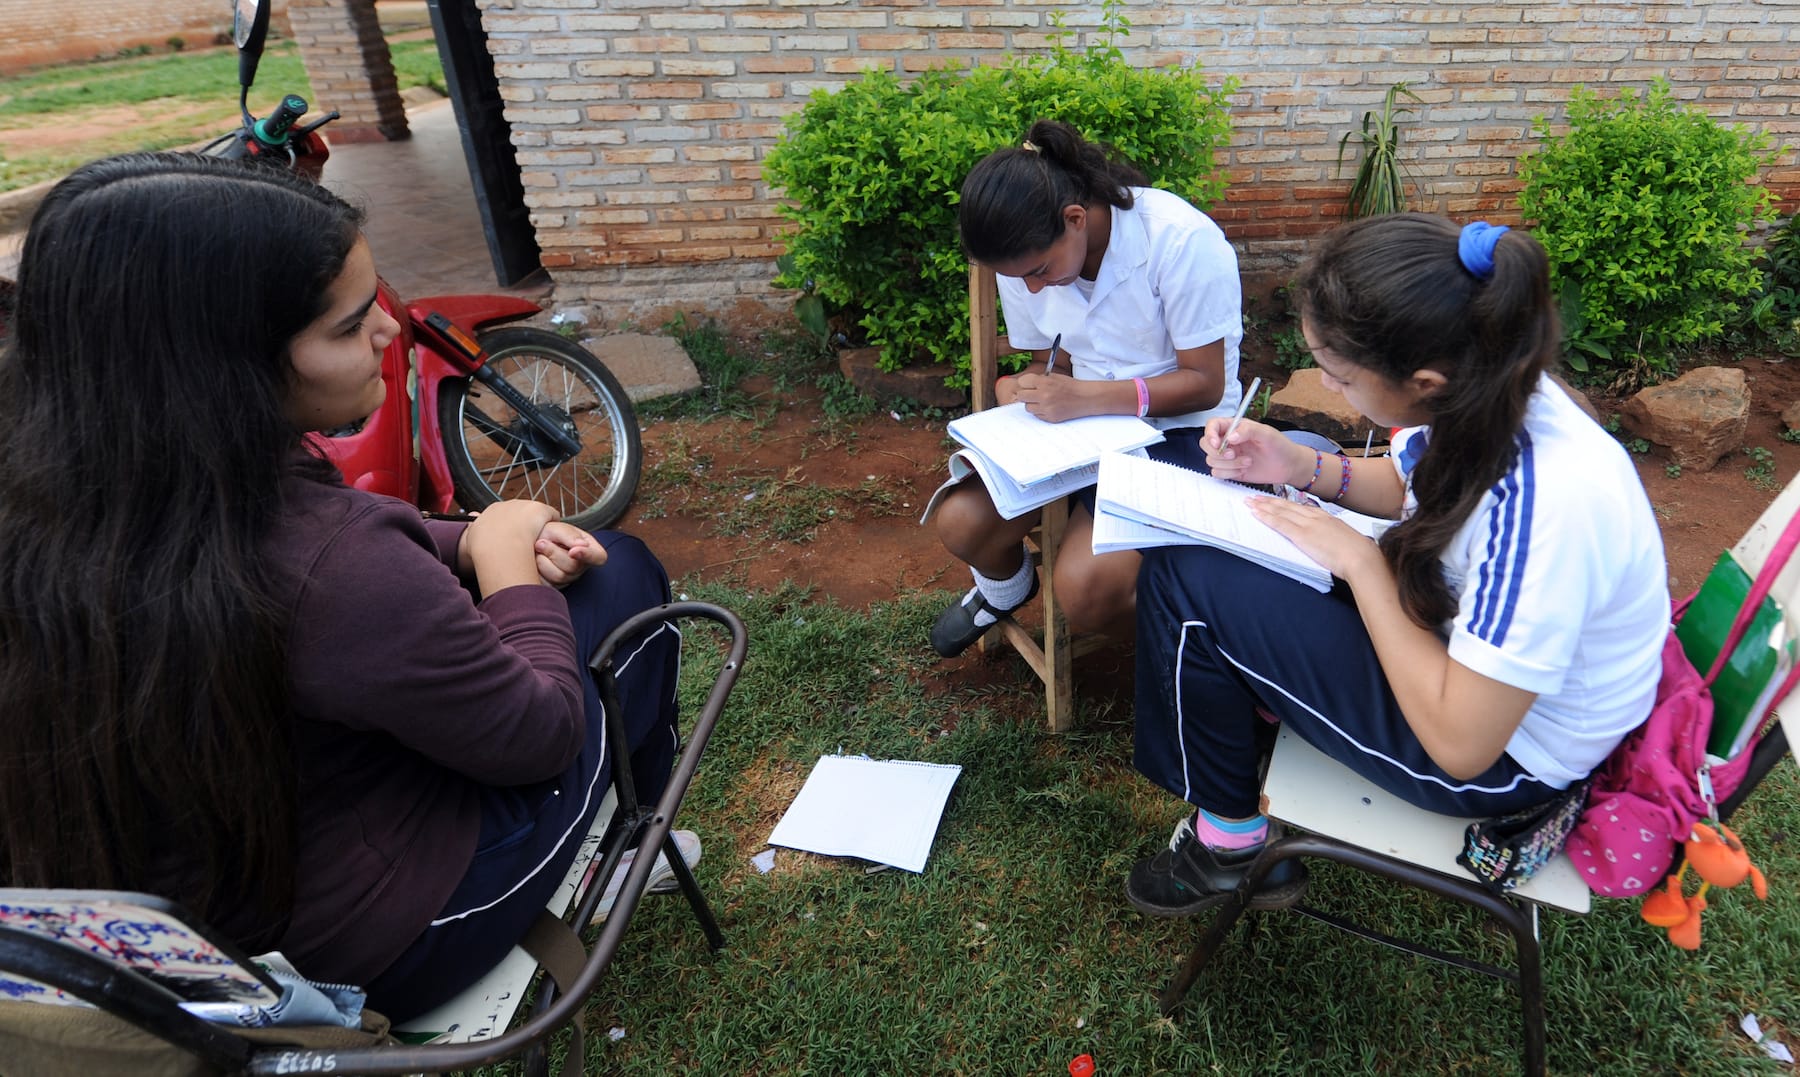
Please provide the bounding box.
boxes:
[1390,375,1668,787]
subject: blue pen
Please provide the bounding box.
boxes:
[1043,333,1062,377]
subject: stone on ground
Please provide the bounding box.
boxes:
[580,333,700,403]
[1620,366,1749,471]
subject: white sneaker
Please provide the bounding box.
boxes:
[589,829,702,923]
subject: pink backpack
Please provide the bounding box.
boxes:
[1565,509,1799,897]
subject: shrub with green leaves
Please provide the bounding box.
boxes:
[763,3,1235,383]
[1744,213,1800,358]
[1518,80,1775,381]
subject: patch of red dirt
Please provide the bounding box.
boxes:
[619,344,1800,704]
[622,386,962,610]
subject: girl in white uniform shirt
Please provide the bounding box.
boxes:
[1124,214,1668,917]
[930,119,1245,657]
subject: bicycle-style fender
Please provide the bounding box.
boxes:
[404,294,543,510]
[405,294,542,371]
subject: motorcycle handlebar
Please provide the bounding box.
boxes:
[253,93,310,147]
[210,94,335,172]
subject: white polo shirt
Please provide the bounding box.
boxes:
[1390,376,1669,786]
[995,187,1244,431]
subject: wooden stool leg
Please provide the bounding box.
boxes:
[1040,500,1074,732]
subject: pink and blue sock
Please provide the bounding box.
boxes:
[1194,807,1268,850]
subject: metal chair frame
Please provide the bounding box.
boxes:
[0,601,747,1077]
[1158,722,1792,1077]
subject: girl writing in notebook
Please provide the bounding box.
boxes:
[1124,213,1668,916]
[929,119,1245,657]
[0,153,695,1019]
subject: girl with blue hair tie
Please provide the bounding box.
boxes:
[1124,213,1668,917]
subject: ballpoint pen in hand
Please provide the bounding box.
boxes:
[1220,375,1261,449]
[1043,333,1063,377]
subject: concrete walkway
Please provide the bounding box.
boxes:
[321,95,551,301]
[0,96,516,297]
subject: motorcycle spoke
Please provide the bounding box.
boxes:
[453,345,627,521]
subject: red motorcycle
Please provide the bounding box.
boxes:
[210,0,641,528]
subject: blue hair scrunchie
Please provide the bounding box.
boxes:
[1458,221,1510,279]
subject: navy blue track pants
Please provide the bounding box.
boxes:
[366,531,679,1020]
[1132,546,1559,821]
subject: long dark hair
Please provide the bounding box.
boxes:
[0,153,365,936]
[1292,213,1559,628]
[958,119,1148,265]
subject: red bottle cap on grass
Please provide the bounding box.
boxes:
[1069,1054,1095,1077]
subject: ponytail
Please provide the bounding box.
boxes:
[1293,213,1559,628]
[958,119,1148,265]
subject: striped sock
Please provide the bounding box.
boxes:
[1194,807,1268,850]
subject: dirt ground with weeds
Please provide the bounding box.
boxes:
[616,327,1800,713]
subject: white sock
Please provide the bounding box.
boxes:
[967,546,1035,628]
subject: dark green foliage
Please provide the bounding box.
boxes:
[1273,326,1314,371]
[1744,214,1800,358]
[763,0,1236,384]
[1519,80,1776,382]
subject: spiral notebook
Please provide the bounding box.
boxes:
[1093,451,1334,592]
[919,403,1163,523]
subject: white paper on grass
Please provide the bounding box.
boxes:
[767,755,962,873]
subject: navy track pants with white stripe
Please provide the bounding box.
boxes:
[365,531,679,1020]
[1132,546,1558,820]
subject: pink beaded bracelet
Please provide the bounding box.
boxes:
[1330,451,1352,502]
[1133,376,1150,418]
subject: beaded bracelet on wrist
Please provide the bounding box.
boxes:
[1296,449,1324,494]
[1330,451,1352,502]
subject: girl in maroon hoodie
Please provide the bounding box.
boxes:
[0,152,684,1020]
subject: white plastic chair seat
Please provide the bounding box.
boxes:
[1261,728,1590,913]
[394,786,619,1044]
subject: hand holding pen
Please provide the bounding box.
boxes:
[995,332,1062,408]
[1203,377,1310,485]
[1014,332,1095,422]
[1042,332,1063,377]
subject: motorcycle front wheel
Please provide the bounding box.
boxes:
[439,326,642,531]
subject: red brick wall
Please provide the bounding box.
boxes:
[476,0,1800,315]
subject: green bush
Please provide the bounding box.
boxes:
[1744,214,1800,358]
[1518,80,1775,383]
[763,2,1236,383]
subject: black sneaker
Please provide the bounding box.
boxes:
[929,571,1040,658]
[1124,815,1308,917]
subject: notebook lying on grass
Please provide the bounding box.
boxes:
[1093,451,1337,592]
[918,402,1162,522]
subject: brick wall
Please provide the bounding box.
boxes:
[476,0,1800,316]
[0,0,245,74]
[288,0,409,142]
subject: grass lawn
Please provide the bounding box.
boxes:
[527,336,1800,1076]
[0,36,445,193]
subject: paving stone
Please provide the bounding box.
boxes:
[580,332,700,403]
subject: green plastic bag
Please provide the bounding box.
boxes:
[1675,551,1794,759]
